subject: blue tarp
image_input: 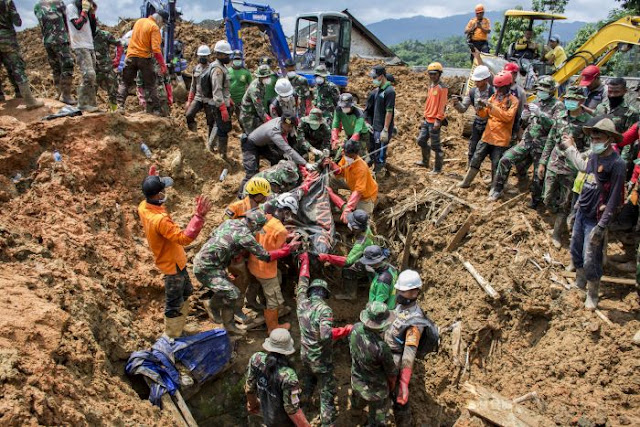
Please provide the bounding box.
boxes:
[126,329,232,407]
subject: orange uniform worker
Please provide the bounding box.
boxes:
[327,139,378,222]
[465,4,491,54]
[416,62,448,173]
[459,71,519,188]
[138,166,212,338]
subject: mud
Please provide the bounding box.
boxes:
[0,19,638,427]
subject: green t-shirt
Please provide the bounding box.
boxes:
[332,108,369,137]
[228,67,253,105]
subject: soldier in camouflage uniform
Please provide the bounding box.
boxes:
[239,64,274,135]
[489,76,565,207]
[253,160,300,195]
[348,301,397,427]
[0,0,43,109]
[34,0,76,105]
[285,58,312,117]
[245,328,310,426]
[539,86,592,248]
[295,108,331,159]
[295,253,353,427]
[193,210,295,336]
[93,28,120,109]
[313,64,340,123]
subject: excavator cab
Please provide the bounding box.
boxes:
[293,12,351,87]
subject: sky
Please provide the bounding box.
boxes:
[15,0,618,33]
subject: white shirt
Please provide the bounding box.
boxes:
[66,4,94,50]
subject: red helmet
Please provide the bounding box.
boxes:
[503,62,520,73]
[493,71,513,88]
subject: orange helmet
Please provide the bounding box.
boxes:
[493,71,513,88]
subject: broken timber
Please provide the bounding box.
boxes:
[560,271,636,286]
[455,253,500,300]
[144,378,197,427]
[401,223,414,270]
[446,213,476,252]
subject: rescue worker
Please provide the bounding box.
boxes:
[206,40,233,158]
[285,58,312,116]
[270,78,298,118]
[226,176,271,220]
[360,245,398,309]
[348,302,397,427]
[0,0,44,109]
[539,86,592,248]
[245,328,311,426]
[253,160,301,195]
[34,0,76,105]
[416,62,448,173]
[258,56,278,108]
[295,252,353,427]
[561,118,626,310]
[247,193,299,334]
[332,93,370,160]
[579,65,607,114]
[453,65,494,165]
[459,71,519,188]
[302,37,316,69]
[93,28,120,110]
[66,0,98,111]
[369,65,396,176]
[504,62,527,141]
[489,76,564,207]
[193,209,298,335]
[297,108,331,159]
[185,45,212,133]
[544,34,567,70]
[229,49,251,118]
[138,167,212,338]
[239,64,274,135]
[239,113,314,197]
[117,10,168,115]
[511,29,540,60]
[312,64,340,122]
[594,78,639,134]
[464,4,491,55]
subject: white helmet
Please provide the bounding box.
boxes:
[276,192,299,215]
[395,270,423,291]
[214,40,233,55]
[275,78,295,97]
[197,45,211,57]
[471,65,491,82]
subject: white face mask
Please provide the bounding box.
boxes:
[341,107,352,114]
[232,60,243,67]
[287,71,297,78]
[315,76,324,85]
[261,78,271,85]
[345,156,355,165]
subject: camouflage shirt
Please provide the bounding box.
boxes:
[313,81,340,118]
[289,73,311,114]
[93,29,119,71]
[253,160,300,191]
[241,79,268,122]
[0,0,20,41]
[296,276,334,373]
[595,98,639,133]
[34,0,69,45]
[349,322,397,401]
[297,119,331,152]
[540,109,592,175]
[193,219,270,274]
[521,97,564,150]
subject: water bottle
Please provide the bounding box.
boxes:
[219,168,229,182]
[53,150,62,162]
[11,173,22,183]
[140,143,152,158]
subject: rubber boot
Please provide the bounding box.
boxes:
[430,151,444,174]
[574,268,587,289]
[205,298,223,324]
[218,136,229,160]
[488,184,503,201]
[78,85,99,112]
[222,307,246,336]
[60,76,77,105]
[415,146,430,168]
[552,214,566,249]
[458,167,479,188]
[53,75,61,100]
[264,308,290,335]
[584,279,600,310]
[335,278,358,301]
[164,315,183,339]
[179,301,200,335]
[18,83,44,110]
[566,258,576,272]
[11,77,21,98]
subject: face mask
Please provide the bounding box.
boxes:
[372,79,381,87]
[232,60,243,67]
[219,57,230,65]
[608,96,624,109]
[537,90,551,101]
[287,71,297,78]
[198,57,208,64]
[261,78,271,85]
[564,99,580,111]
[315,76,324,85]
[345,155,355,165]
[396,295,418,306]
[341,107,352,114]
[148,193,166,206]
[591,141,609,154]
[309,122,321,131]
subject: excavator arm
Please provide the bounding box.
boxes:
[553,16,640,85]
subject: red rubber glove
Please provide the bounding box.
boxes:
[165,82,173,106]
[331,324,353,340]
[341,191,361,224]
[298,252,310,279]
[264,114,272,122]
[327,187,346,210]
[186,91,195,111]
[269,242,300,261]
[317,253,346,267]
[397,368,412,405]
[326,160,341,175]
[331,128,340,150]
[195,195,212,217]
[246,393,260,415]
[220,103,230,122]
[288,409,311,427]
[184,214,204,240]
[154,52,168,75]
[305,99,312,115]
[113,45,124,69]
[387,375,397,393]
[148,165,158,176]
[350,132,361,142]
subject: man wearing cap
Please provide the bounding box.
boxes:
[285,58,312,116]
[349,302,398,426]
[464,4,491,56]
[539,86,592,247]
[360,245,398,309]
[416,62,448,173]
[579,65,607,114]
[490,76,564,207]
[302,37,317,69]
[296,253,353,427]
[369,65,396,176]
[454,65,495,165]
[245,328,310,426]
[138,167,212,338]
[297,108,331,159]
[239,64,275,135]
[229,50,252,119]
[545,35,566,70]
[313,64,340,121]
[332,93,370,159]
[561,118,626,310]
[594,77,639,134]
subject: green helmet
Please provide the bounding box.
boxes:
[309,279,330,293]
[255,64,275,78]
[564,86,586,100]
[536,75,557,93]
[314,64,330,77]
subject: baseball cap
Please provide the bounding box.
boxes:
[142,175,173,197]
[369,65,386,78]
[579,65,600,87]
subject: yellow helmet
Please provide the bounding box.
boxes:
[245,177,272,197]
[427,62,443,73]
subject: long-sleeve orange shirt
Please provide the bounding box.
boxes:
[465,17,491,42]
[337,156,378,201]
[477,93,519,147]
[138,201,194,275]
[248,216,287,279]
[423,82,448,123]
[127,17,161,59]
[224,197,252,220]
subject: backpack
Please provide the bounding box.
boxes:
[199,63,227,99]
[401,315,440,359]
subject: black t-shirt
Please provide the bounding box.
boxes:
[578,151,626,226]
[372,83,396,132]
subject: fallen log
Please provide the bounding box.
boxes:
[455,253,500,300]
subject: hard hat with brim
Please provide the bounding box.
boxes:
[255,65,275,78]
[262,328,296,355]
[142,175,173,197]
[359,245,388,265]
[564,86,586,100]
[583,118,623,143]
[360,302,394,331]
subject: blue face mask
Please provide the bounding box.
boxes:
[564,99,580,111]
[372,79,381,87]
[537,90,551,101]
[591,142,608,154]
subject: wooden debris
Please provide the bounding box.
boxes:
[484,193,529,219]
[434,202,454,227]
[595,309,614,326]
[431,188,478,210]
[173,391,198,427]
[560,271,636,286]
[446,213,476,252]
[401,223,414,270]
[456,253,500,300]
[144,378,191,427]
[513,391,539,404]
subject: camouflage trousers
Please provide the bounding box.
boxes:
[45,42,74,82]
[543,170,575,214]
[300,362,337,427]
[74,48,97,107]
[239,112,262,136]
[0,40,28,85]
[494,142,543,204]
[195,270,242,309]
[97,68,118,105]
[350,389,389,427]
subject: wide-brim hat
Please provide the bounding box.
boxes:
[359,245,387,265]
[360,302,395,331]
[262,328,295,355]
[347,209,369,230]
[583,118,623,143]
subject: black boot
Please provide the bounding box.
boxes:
[415,146,430,168]
[218,136,229,159]
[430,152,444,174]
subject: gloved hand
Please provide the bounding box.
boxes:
[165,83,173,106]
[350,132,361,142]
[326,187,346,210]
[340,191,361,224]
[264,114,272,122]
[331,128,340,149]
[528,103,541,116]
[195,195,212,218]
[558,134,575,151]
[311,148,323,157]
[316,253,346,267]
[396,368,412,405]
[149,165,158,176]
[220,104,230,122]
[589,225,605,247]
[153,53,168,75]
[246,393,260,415]
[305,163,317,172]
[331,324,354,340]
[186,91,195,111]
[380,128,389,143]
[298,252,310,278]
[81,0,91,12]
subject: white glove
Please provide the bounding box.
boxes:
[311,148,323,157]
[305,163,317,172]
[322,149,330,158]
[521,109,531,121]
[528,103,541,117]
[380,129,389,143]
